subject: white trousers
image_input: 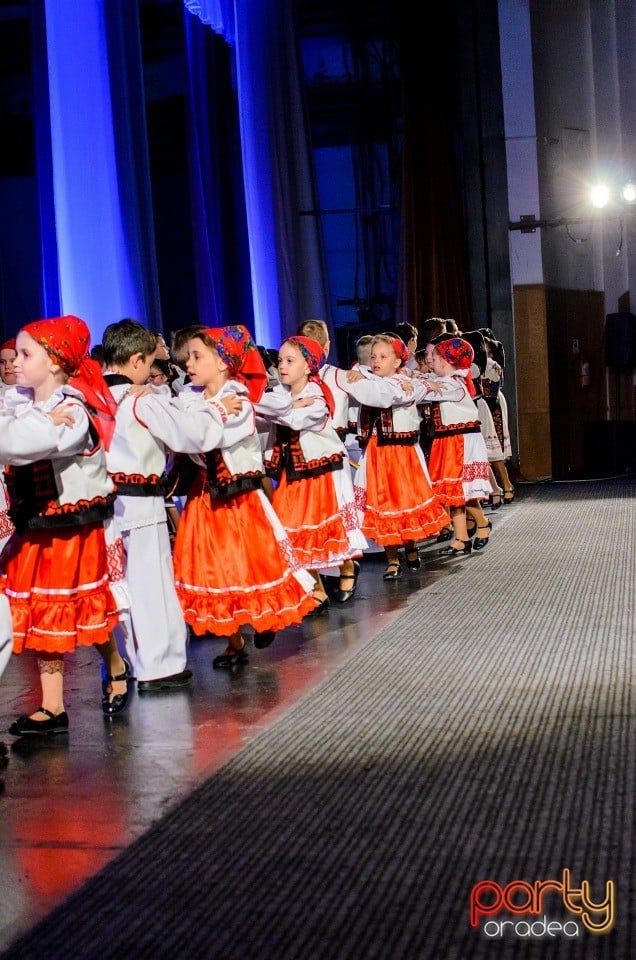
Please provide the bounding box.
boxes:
[0,594,12,680]
[113,522,188,682]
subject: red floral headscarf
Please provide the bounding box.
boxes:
[386,336,410,367]
[202,325,268,403]
[434,336,477,396]
[0,339,16,353]
[21,315,117,449]
[283,335,335,417]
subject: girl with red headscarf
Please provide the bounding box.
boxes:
[0,315,130,736]
[261,335,368,612]
[413,335,493,555]
[172,325,317,665]
[343,333,449,580]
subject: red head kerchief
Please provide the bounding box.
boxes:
[1,338,16,353]
[203,324,268,403]
[283,335,335,417]
[21,315,117,449]
[387,335,410,367]
[434,336,477,396]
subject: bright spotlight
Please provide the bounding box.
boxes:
[622,181,636,203]
[590,183,611,208]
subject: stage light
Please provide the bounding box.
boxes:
[590,183,611,209]
[622,181,636,203]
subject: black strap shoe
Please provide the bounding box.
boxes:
[9,708,69,737]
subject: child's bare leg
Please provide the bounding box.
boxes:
[383,544,401,580]
[449,506,469,543]
[8,653,69,735]
[36,654,65,717]
[491,459,512,496]
[311,571,328,603]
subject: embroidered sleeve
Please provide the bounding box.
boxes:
[135,392,226,454]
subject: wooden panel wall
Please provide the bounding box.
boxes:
[512,285,552,480]
[513,284,635,479]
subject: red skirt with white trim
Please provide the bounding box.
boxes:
[173,473,317,637]
[0,522,120,655]
[427,433,492,506]
[353,438,449,546]
[271,468,367,570]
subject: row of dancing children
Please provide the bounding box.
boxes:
[414,320,515,536]
[0,316,365,735]
[0,313,495,738]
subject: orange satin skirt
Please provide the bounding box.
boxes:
[173,476,316,637]
[428,434,492,506]
[271,469,361,569]
[0,522,119,655]
[354,438,448,546]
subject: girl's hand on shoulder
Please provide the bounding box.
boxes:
[346,369,364,383]
[221,393,243,416]
[129,384,154,398]
[292,396,317,408]
[425,379,446,394]
[401,379,415,396]
[48,405,76,427]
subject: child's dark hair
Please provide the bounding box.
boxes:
[150,358,172,378]
[421,317,446,343]
[394,322,418,344]
[102,319,158,367]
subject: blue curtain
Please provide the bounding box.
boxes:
[184,0,329,348]
[183,0,235,44]
[37,0,161,344]
[183,14,229,329]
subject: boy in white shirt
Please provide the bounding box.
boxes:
[102,319,239,691]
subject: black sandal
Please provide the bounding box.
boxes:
[334,560,360,602]
[439,539,472,557]
[9,707,69,737]
[383,561,402,580]
[503,487,515,503]
[473,520,492,550]
[102,660,132,717]
[213,643,249,668]
[436,525,454,543]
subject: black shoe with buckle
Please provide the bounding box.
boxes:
[306,596,330,617]
[436,526,454,543]
[439,539,472,557]
[383,561,402,581]
[9,708,69,737]
[334,560,360,603]
[213,644,249,668]
[138,669,193,693]
[102,659,132,717]
[472,521,492,551]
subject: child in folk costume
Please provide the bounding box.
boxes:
[414,336,493,556]
[101,319,240,692]
[173,325,317,666]
[263,335,368,612]
[479,330,514,503]
[343,333,449,581]
[295,320,362,602]
[0,315,130,736]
